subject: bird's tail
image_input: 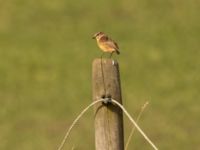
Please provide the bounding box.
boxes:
[116,50,120,55]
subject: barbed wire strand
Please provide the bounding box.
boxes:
[57,98,158,150]
[57,99,103,150]
[111,99,158,150]
[125,101,149,150]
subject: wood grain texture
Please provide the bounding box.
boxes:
[92,58,124,150]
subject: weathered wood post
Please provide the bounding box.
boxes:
[92,58,124,150]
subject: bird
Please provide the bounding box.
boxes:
[92,32,120,58]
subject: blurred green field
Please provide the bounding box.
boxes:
[0,0,200,149]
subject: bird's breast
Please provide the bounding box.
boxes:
[97,41,115,52]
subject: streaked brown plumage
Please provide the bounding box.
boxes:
[92,32,120,57]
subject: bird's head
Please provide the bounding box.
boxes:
[92,32,105,40]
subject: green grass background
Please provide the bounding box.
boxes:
[0,0,200,149]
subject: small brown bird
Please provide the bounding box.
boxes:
[92,32,120,58]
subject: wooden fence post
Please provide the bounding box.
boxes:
[92,58,124,150]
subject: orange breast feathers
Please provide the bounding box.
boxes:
[97,36,119,53]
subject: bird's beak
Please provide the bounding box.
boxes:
[92,35,96,39]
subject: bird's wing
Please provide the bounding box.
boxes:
[99,36,109,42]
[113,41,119,49]
[105,40,119,50]
[99,36,119,50]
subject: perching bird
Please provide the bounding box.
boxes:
[92,32,120,58]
